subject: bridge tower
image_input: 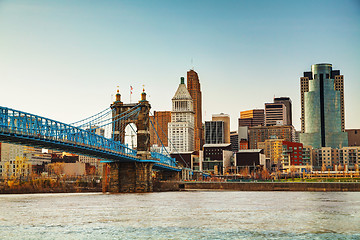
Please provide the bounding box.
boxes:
[104,89,154,193]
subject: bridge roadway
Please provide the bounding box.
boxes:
[0,106,180,172]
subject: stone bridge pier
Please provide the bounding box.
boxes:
[103,90,154,193]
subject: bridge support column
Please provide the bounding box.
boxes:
[105,162,153,193]
[156,170,180,181]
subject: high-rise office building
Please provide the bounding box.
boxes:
[150,111,171,147]
[299,63,348,149]
[212,113,230,143]
[187,69,203,151]
[274,97,292,125]
[204,121,224,144]
[168,77,194,153]
[239,109,264,127]
[230,131,239,152]
[265,102,287,126]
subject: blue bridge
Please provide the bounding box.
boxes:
[0,90,183,192]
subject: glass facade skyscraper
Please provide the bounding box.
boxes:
[300,63,348,149]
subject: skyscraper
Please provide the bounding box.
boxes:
[212,113,230,143]
[300,63,348,149]
[238,109,264,127]
[274,97,292,125]
[168,77,194,153]
[187,69,203,151]
[204,121,224,144]
[265,102,287,126]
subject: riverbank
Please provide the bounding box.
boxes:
[182,181,360,191]
[0,178,102,194]
[2,180,360,193]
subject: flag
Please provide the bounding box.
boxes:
[130,86,133,94]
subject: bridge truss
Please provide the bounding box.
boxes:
[0,105,178,170]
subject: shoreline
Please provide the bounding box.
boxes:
[1,181,360,194]
[181,182,360,192]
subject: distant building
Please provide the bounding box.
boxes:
[313,146,360,171]
[204,121,224,144]
[170,152,193,169]
[0,143,52,179]
[168,77,194,153]
[230,131,239,152]
[274,97,292,126]
[87,125,105,137]
[248,125,295,149]
[239,140,249,150]
[300,63,348,148]
[235,149,267,171]
[346,129,360,147]
[238,109,264,127]
[202,143,232,175]
[258,139,284,167]
[212,113,230,143]
[187,69,203,152]
[265,102,287,126]
[238,126,248,141]
[150,111,171,147]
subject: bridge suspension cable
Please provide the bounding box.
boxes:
[149,111,190,168]
[70,108,112,126]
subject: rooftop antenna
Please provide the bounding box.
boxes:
[191,58,194,70]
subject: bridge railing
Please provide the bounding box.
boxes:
[0,106,137,157]
[151,151,177,167]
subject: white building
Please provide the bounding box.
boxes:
[168,77,195,153]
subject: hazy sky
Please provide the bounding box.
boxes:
[1,0,359,131]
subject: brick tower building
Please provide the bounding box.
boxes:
[187,69,203,152]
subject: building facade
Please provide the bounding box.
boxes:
[150,111,171,147]
[187,69,203,152]
[274,97,292,125]
[248,125,294,149]
[300,63,348,148]
[0,143,52,179]
[313,146,360,171]
[230,131,239,152]
[212,113,230,143]
[168,77,195,153]
[202,143,232,175]
[204,121,224,144]
[265,102,287,126]
[239,109,264,127]
[346,129,360,147]
[258,139,284,166]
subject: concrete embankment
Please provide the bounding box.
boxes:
[182,182,360,192]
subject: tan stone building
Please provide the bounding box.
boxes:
[212,113,230,144]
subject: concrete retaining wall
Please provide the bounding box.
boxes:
[183,182,360,192]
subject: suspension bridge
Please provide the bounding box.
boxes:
[0,90,186,192]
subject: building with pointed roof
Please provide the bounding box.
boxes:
[187,69,203,152]
[168,77,195,153]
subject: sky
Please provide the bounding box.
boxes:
[0,0,359,131]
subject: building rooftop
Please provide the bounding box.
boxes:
[237,149,263,153]
[203,143,231,148]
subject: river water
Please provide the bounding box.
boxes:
[0,191,359,239]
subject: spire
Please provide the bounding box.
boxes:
[116,89,121,102]
[181,77,185,84]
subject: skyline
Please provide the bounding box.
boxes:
[0,0,359,131]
